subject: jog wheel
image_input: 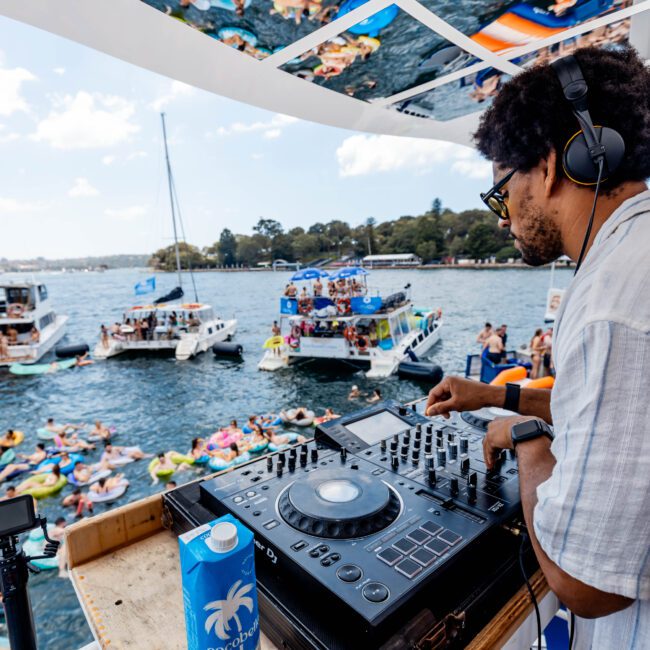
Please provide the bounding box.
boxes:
[278,468,401,539]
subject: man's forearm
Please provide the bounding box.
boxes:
[482,385,553,423]
[516,438,632,617]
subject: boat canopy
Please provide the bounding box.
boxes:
[329,267,370,280]
[290,268,330,281]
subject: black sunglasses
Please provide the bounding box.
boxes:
[480,169,516,220]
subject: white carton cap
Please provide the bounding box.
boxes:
[206,522,238,553]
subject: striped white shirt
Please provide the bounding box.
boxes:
[534,189,650,648]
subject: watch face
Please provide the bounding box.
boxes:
[515,420,541,438]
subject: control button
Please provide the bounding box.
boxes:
[420,520,443,537]
[320,553,341,567]
[438,529,462,546]
[291,540,308,552]
[363,582,390,603]
[340,448,347,462]
[310,448,318,463]
[468,483,477,504]
[233,496,244,504]
[460,436,469,454]
[250,476,261,483]
[395,558,422,579]
[263,519,279,529]
[377,547,402,566]
[337,564,362,583]
[411,548,436,567]
[398,406,408,416]
[266,457,273,471]
[468,472,478,486]
[406,528,430,545]
[393,538,417,554]
[428,468,437,485]
[379,531,396,543]
[245,491,257,498]
[308,544,330,558]
[460,458,470,473]
[241,470,252,476]
[424,537,450,556]
[380,439,386,452]
[436,449,446,466]
[390,455,399,470]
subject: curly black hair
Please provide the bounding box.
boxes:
[474,46,650,188]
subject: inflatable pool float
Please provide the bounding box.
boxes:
[208,451,251,472]
[191,0,252,10]
[246,440,269,454]
[17,473,67,499]
[169,453,195,466]
[217,27,258,48]
[107,447,140,466]
[37,453,84,476]
[148,458,175,480]
[209,429,244,449]
[268,433,301,452]
[87,426,117,442]
[193,455,210,465]
[9,358,77,376]
[37,428,57,441]
[0,431,24,448]
[22,525,58,570]
[337,0,398,37]
[490,366,527,386]
[67,468,112,487]
[524,376,555,389]
[0,448,16,467]
[243,414,282,433]
[280,409,315,427]
[87,480,129,504]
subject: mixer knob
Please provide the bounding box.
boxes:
[340,448,347,463]
[415,423,422,435]
[278,452,286,465]
[424,442,432,454]
[436,429,443,439]
[411,449,420,464]
[380,439,387,452]
[276,465,283,477]
[411,403,417,412]
[459,436,469,454]
[413,438,421,450]
[468,483,477,504]
[436,449,446,466]
[400,445,408,460]
[426,424,433,435]
[436,437,444,449]
[289,448,297,460]
[398,406,408,416]
[299,454,307,468]
[310,448,318,463]
[425,454,434,470]
[468,472,478,487]
[266,457,273,472]
[447,432,455,443]
[448,442,458,461]
[300,443,308,456]
[403,432,411,445]
[390,437,398,453]
[391,455,399,471]
[288,458,296,472]
[460,458,470,473]
[428,468,437,485]
[450,478,459,497]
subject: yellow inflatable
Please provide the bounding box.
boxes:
[0,430,24,447]
[263,336,284,349]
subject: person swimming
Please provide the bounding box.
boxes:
[0,443,47,483]
[16,464,62,494]
[91,474,126,494]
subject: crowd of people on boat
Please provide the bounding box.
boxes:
[100,311,202,347]
[283,277,367,302]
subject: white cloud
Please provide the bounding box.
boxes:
[104,205,148,220]
[150,80,194,111]
[53,67,65,76]
[68,177,99,198]
[336,134,489,178]
[0,196,45,213]
[216,113,298,139]
[451,158,491,179]
[0,66,35,116]
[102,155,116,165]
[0,124,19,144]
[126,150,148,160]
[31,91,139,149]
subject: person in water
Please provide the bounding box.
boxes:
[62,487,94,517]
[1,485,17,501]
[188,437,207,460]
[100,442,147,469]
[348,385,362,400]
[54,430,95,452]
[0,429,21,447]
[367,388,382,404]
[89,420,113,441]
[16,463,62,494]
[91,474,126,494]
[44,417,83,435]
[0,443,47,482]
[71,461,94,485]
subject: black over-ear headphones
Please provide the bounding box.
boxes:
[551,55,625,186]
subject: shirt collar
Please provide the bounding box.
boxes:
[592,188,650,249]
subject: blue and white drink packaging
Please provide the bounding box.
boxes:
[179,514,260,650]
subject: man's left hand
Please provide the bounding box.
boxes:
[483,415,539,469]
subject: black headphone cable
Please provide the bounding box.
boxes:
[574,157,605,274]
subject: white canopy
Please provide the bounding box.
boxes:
[2,0,648,145]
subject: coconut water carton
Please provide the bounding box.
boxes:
[179,514,260,650]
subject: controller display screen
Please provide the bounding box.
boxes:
[345,410,409,445]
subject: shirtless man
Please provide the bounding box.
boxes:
[476,322,493,346]
[89,420,112,441]
[44,417,82,436]
[100,443,146,468]
[483,330,505,364]
[285,282,298,299]
[149,453,176,485]
[91,474,126,494]
[0,332,8,359]
[62,487,94,517]
[313,278,323,297]
[0,443,47,482]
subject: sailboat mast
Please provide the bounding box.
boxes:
[161,112,183,289]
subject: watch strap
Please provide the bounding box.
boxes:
[503,382,521,412]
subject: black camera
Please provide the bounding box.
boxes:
[0,495,38,538]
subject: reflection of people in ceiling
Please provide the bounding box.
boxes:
[180,0,250,17]
[305,35,381,79]
[269,0,322,25]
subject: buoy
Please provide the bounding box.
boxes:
[397,362,443,384]
[55,343,90,358]
[212,342,244,357]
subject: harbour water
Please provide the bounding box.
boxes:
[0,266,571,649]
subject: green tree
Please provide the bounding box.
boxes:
[218,228,237,266]
[466,222,502,259]
[431,197,442,216]
[148,242,206,271]
[292,233,320,260]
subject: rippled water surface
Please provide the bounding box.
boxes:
[0,267,572,648]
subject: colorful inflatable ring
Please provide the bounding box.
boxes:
[525,376,555,389]
[209,430,244,449]
[217,27,258,47]
[0,448,16,467]
[337,0,398,37]
[298,298,313,315]
[193,454,210,465]
[37,428,57,441]
[355,335,370,351]
[0,430,24,447]
[87,480,129,504]
[337,298,351,315]
[208,451,251,472]
[37,453,84,476]
[169,453,195,466]
[247,440,269,454]
[148,458,175,480]
[18,473,67,499]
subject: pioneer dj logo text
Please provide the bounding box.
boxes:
[204,580,256,643]
[254,538,278,564]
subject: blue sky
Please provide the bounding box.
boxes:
[0,15,491,259]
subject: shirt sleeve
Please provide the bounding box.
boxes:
[534,319,650,600]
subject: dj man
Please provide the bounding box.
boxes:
[427,46,649,648]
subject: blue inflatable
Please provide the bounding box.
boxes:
[217,27,258,47]
[510,0,613,28]
[337,0,399,37]
[37,453,84,476]
[193,455,210,465]
[208,451,251,472]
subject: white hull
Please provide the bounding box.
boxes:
[259,319,442,378]
[94,319,237,361]
[0,315,68,367]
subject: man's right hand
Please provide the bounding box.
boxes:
[425,376,500,417]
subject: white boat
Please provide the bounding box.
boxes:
[0,281,68,367]
[258,268,442,378]
[93,113,237,361]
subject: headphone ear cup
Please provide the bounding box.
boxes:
[563,126,626,185]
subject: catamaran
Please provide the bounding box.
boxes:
[258,267,443,378]
[93,114,236,361]
[0,281,68,366]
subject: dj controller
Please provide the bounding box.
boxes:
[164,401,536,649]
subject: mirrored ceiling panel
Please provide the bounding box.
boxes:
[280,8,475,100]
[419,0,633,55]
[390,14,631,122]
[140,0,371,60]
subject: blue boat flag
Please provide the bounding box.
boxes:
[134,276,156,296]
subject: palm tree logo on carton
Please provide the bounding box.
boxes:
[204,580,255,640]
